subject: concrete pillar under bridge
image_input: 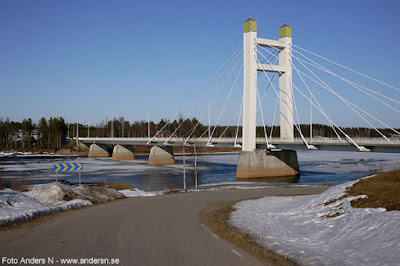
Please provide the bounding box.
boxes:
[148,146,175,165]
[112,144,136,160]
[236,150,300,182]
[88,143,111,158]
[237,18,299,181]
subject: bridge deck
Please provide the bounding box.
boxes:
[76,137,400,153]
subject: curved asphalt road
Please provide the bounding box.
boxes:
[0,187,326,265]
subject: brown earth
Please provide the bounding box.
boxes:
[347,170,400,211]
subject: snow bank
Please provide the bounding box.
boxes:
[0,188,91,226]
[0,182,129,225]
[230,179,400,266]
[25,182,84,206]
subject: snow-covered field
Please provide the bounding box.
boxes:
[230,177,400,265]
[0,182,162,226]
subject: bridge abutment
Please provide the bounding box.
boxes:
[148,146,175,165]
[236,150,300,182]
[112,144,136,160]
[88,143,111,158]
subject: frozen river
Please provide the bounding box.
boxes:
[1,151,399,191]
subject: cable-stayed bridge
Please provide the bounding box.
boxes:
[77,18,400,180]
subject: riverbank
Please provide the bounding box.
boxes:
[224,170,400,265]
[0,181,162,227]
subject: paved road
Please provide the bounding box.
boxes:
[0,187,326,266]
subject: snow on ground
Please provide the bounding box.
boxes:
[230,178,400,266]
[119,189,163,197]
[0,187,92,226]
[0,182,167,225]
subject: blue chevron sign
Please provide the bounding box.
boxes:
[54,162,83,172]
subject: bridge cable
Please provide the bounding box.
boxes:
[292,44,400,93]
[294,57,400,138]
[292,85,313,149]
[257,44,345,140]
[259,44,400,140]
[269,96,279,142]
[293,52,400,112]
[207,63,244,145]
[255,48,294,126]
[256,48,310,143]
[234,96,244,147]
[293,48,400,106]
[255,54,310,148]
[175,53,243,145]
[260,46,350,150]
[182,48,278,143]
[256,78,270,148]
[165,48,243,144]
[291,83,366,150]
[158,47,243,145]
[184,56,243,143]
[258,42,397,142]
[293,57,393,141]
[195,51,279,142]
[290,60,343,140]
[147,44,243,144]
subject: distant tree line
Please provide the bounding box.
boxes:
[0,117,68,150]
[0,116,398,150]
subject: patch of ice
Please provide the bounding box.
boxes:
[297,150,400,173]
[230,178,400,265]
[119,189,163,197]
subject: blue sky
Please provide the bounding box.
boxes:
[1,0,399,128]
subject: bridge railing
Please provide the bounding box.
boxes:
[76,136,400,145]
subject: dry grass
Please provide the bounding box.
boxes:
[199,200,298,265]
[0,168,30,191]
[347,170,400,211]
[68,182,134,190]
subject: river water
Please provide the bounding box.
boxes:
[1,151,399,191]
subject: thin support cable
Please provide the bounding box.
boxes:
[165,52,244,145]
[234,95,243,147]
[292,83,366,151]
[207,63,244,144]
[293,48,400,106]
[269,96,279,141]
[184,55,243,144]
[293,54,400,113]
[295,58,396,140]
[258,44,367,148]
[291,61,342,140]
[256,81,270,148]
[292,44,400,93]
[148,45,243,144]
[292,88,311,148]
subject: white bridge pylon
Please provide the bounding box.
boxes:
[242,18,293,151]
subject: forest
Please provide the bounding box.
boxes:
[0,116,398,150]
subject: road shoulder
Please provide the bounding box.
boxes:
[199,198,299,265]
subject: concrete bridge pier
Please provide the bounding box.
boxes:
[112,144,136,160]
[88,143,111,158]
[148,146,175,165]
[236,150,300,182]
